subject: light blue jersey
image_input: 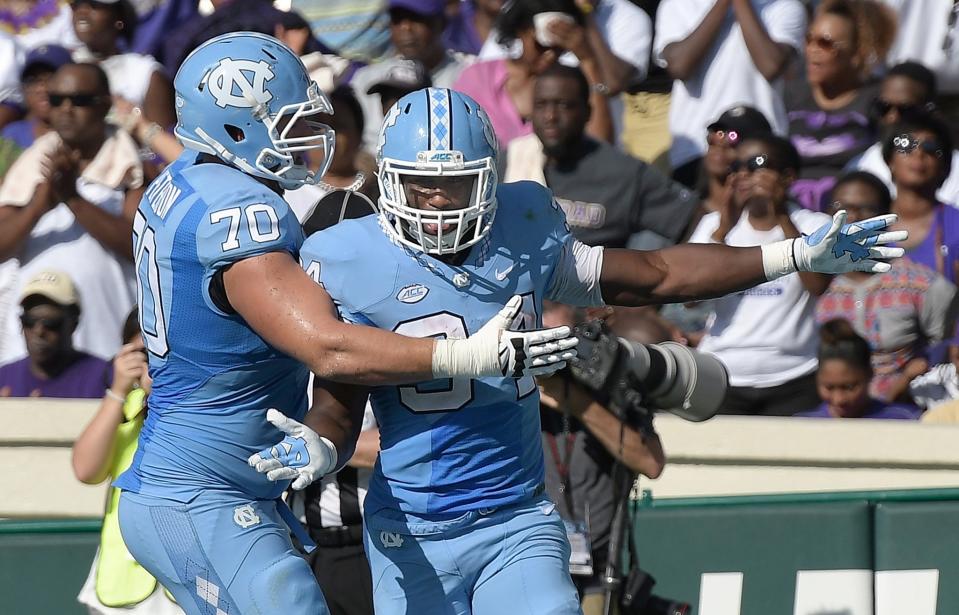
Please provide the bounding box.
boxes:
[301,180,574,518]
[115,152,310,502]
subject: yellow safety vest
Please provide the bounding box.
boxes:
[94,389,174,607]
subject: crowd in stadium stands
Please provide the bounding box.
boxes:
[4,0,959,611]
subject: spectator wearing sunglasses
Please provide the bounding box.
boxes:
[0,62,140,365]
[71,0,175,129]
[816,171,959,402]
[0,270,109,398]
[846,62,959,207]
[700,105,772,214]
[689,133,832,416]
[881,0,959,139]
[884,116,959,282]
[785,0,897,212]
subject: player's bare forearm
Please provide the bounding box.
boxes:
[600,244,766,305]
[225,251,437,385]
[306,379,369,472]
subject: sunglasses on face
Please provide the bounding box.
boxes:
[48,93,101,107]
[729,154,782,175]
[20,314,65,330]
[707,128,741,147]
[872,98,935,118]
[805,33,847,54]
[893,133,944,158]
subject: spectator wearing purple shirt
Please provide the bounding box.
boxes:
[796,318,921,419]
[885,115,959,283]
[443,0,502,55]
[0,270,110,398]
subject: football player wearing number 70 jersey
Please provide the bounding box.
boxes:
[113,34,577,615]
[250,87,911,615]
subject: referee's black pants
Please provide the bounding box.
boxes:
[308,527,374,615]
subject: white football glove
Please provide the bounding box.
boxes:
[762,211,907,279]
[432,295,579,379]
[247,409,337,491]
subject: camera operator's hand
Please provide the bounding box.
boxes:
[538,372,665,479]
[538,373,594,417]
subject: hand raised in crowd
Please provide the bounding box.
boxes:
[711,175,739,242]
[110,338,148,399]
[111,96,146,134]
[43,144,82,205]
[544,15,594,61]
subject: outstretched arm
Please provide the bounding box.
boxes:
[600,212,906,306]
[601,242,765,305]
[225,251,436,385]
[224,252,576,385]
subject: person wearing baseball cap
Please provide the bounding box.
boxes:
[352,0,472,149]
[0,270,110,398]
[0,45,73,152]
[366,59,433,115]
[707,105,773,145]
[702,105,773,213]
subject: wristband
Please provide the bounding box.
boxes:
[431,338,497,379]
[139,122,164,148]
[760,239,798,281]
[104,388,126,403]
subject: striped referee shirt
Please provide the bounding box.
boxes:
[291,404,376,529]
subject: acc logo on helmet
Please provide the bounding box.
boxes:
[204,59,275,109]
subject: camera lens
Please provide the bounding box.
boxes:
[645,595,691,615]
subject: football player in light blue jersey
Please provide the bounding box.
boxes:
[252,87,910,614]
[115,34,578,615]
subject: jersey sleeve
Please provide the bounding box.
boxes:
[540,190,606,307]
[299,226,376,327]
[196,190,304,273]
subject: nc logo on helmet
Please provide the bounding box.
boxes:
[203,59,275,109]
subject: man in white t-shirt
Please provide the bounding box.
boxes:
[351,0,474,151]
[691,133,831,415]
[0,63,140,364]
[654,0,806,187]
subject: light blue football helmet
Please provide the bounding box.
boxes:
[173,32,335,190]
[376,88,499,255]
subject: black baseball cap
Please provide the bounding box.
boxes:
[367,60,432,96]
[707,105,772,142]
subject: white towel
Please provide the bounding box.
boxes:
[0,127,143,207]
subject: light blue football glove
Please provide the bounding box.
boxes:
[247,409,338,490]
[762,211,907,278]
